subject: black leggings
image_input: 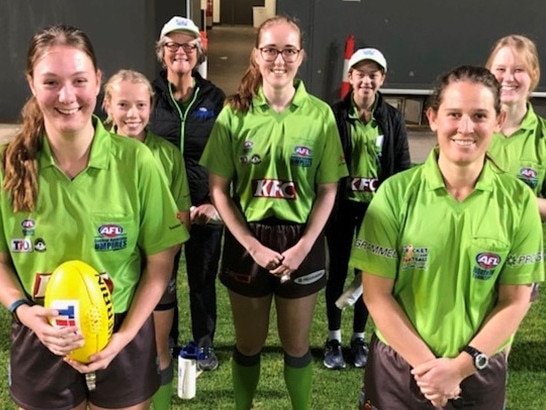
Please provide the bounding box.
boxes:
[325,199,369,332]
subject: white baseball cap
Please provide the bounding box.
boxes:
[160,16,200,40]
[348,48,387,72]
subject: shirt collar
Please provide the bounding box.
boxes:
[518,103,539,133]
[423,147,495,193]
[39,116,111,171]
[253,79,307,111]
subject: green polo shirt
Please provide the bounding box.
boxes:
[488,104,546,197]
[200,80,348,223]
[350,148,544,357]
[347,98,382,203]
[0,118,189,312]
[144,130,191,211]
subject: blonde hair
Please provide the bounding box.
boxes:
[226,15,304,113]
[485,34,541,94]
[2,24,98,212]
[102,69,154,126]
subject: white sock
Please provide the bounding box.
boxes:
[328,330,342,342]
[352,332,365,341]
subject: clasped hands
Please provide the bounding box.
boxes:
[412,357,463,408]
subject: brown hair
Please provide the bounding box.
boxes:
[226,15,303,113]
[102,69,154,127]
[2,24,98,212]
[485,34,541,94]
[427,65,502,116]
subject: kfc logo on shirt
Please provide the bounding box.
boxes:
[350,177,378,192]
[252,179,297,199]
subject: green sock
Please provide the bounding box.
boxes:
[284,351,313,410]
[152,362,173,410]
[232,348,261,410]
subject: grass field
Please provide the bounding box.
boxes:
[0,265,544,409]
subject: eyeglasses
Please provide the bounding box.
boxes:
[258,47,301,63]
[164,41,197,53]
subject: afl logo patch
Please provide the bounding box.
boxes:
[476,252,501,270]
[98,224,124,238]
[520,167,537,178]
[294,146,312,156]
[21,219,35,230]
[21,218,36,235]
[243,140,253,152]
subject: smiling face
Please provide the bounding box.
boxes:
[104,80,151,141]
[28,45,101,138]
[427,80,502,167]
[162,31,198,77]
[254,21,303,91]
[349,61,385,105]
[489,46,533,107]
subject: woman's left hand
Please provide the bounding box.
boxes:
[63,332,127,373]
[269,241,309,281]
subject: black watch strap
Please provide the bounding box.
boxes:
[462,345,489,370]
[8,299,34,324]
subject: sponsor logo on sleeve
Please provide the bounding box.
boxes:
[354,239,398,259]
[506,251,543,267]
[252,179,297,199]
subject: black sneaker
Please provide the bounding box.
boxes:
[350,338,369,368]
[197,346,219,371]
[323,339,346,369]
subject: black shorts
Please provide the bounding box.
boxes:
[9,313,159,410]
[359,335,506,410]
[219,219,327,298]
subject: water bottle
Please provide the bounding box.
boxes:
[178,343,198,399]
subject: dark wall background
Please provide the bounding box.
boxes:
[278,0,546,103]
[2,0,546,120]
[221,0,264,25]
[0,0,200,122]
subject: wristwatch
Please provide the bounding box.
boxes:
[8,298,34,324]
[462,345,489,370]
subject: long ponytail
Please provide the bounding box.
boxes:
[2,97,43,212]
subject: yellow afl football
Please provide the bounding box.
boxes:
[44,260,114,363]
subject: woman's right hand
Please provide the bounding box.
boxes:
[249,242,285,272]
[18,304,84,356]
